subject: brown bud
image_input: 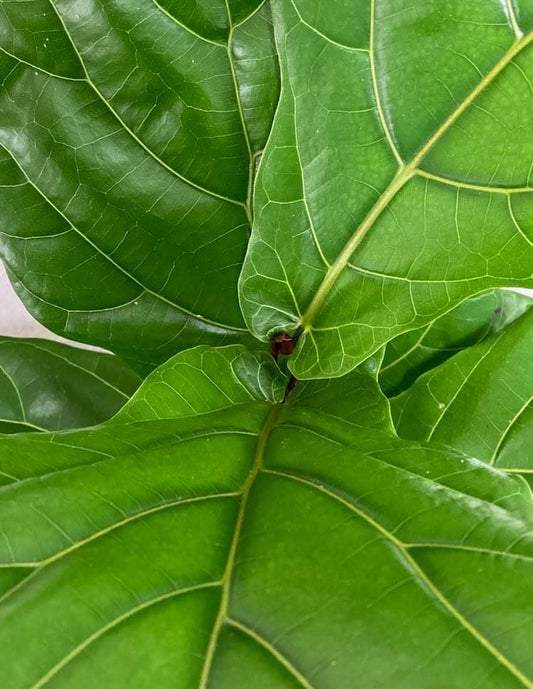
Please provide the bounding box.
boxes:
[271,333,296,358]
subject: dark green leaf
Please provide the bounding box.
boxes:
[0,337,141,432]
[380,289,532,396]
[0,0,279,366]
[240,0,533,378]
[391,308,533,473]
[1,345,533,688]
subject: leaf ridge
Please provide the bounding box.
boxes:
[0,45,85,82]
[288,0,369,54]
[425,331,506,442]
[0,419,45,432]
[225,0,255,225]
[12,341,131,400]
[0,430,255,490]
[286,55,329,267]
[343,261,496,285]
[406,543,533,563]
[264,437,524,530]
[0,363,25,421]
[505,0,523,39]
[508,196,533,247]
[8,493,241,570]
[0,569,37,611]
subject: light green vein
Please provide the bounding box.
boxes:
[1,493,240,570]
[426,332,505,442]
[265,468,533,688]
[46,0,247,208]
[299,30,533,334]
[490,396,532,466]
[369,0,403,166]
[416,168,533,195]
[150,0,226,47]
[289,0,369,54]
[29,581,221,689]
[10,340,134,400]
[0,363,25,421]
[0,45,85,82]
[227,616,315,689]
[225,0,254,226]
[199,402,283,688]
[0,142,249,333]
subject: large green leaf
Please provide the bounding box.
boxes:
[0,0,278,366]
[1,345,533,688]
[0,337,141,433]
[240,0,533,379]
[380,289,532,396]
[392,308,533,474]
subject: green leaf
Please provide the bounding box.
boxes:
[0,0,279,366]
[240,0,533,379]
[380,289,532,396]
[0,337,141,433]
[391,307,533,473]
[1,345,533,688]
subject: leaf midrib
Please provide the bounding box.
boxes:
[197,398,533,688]
[199,401,284,687]
[298,30,533,334]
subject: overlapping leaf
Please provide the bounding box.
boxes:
[240,0,533,378]
[1,345,533,688]
[0,0,279,366]
[0,337,140,433]
[380,289,532,396]
[392,307,533,476]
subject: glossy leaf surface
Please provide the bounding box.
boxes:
[380,289,532,396]
[392,308,533,473]
[1,345,533,688]
[0,337,141,433]
[0,0,278,366]
[240,0,533,378]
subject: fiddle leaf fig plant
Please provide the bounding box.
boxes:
[2,345,533,689]
[1,1,533,688]
[240,0,533,378]
[0,0,279,367]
